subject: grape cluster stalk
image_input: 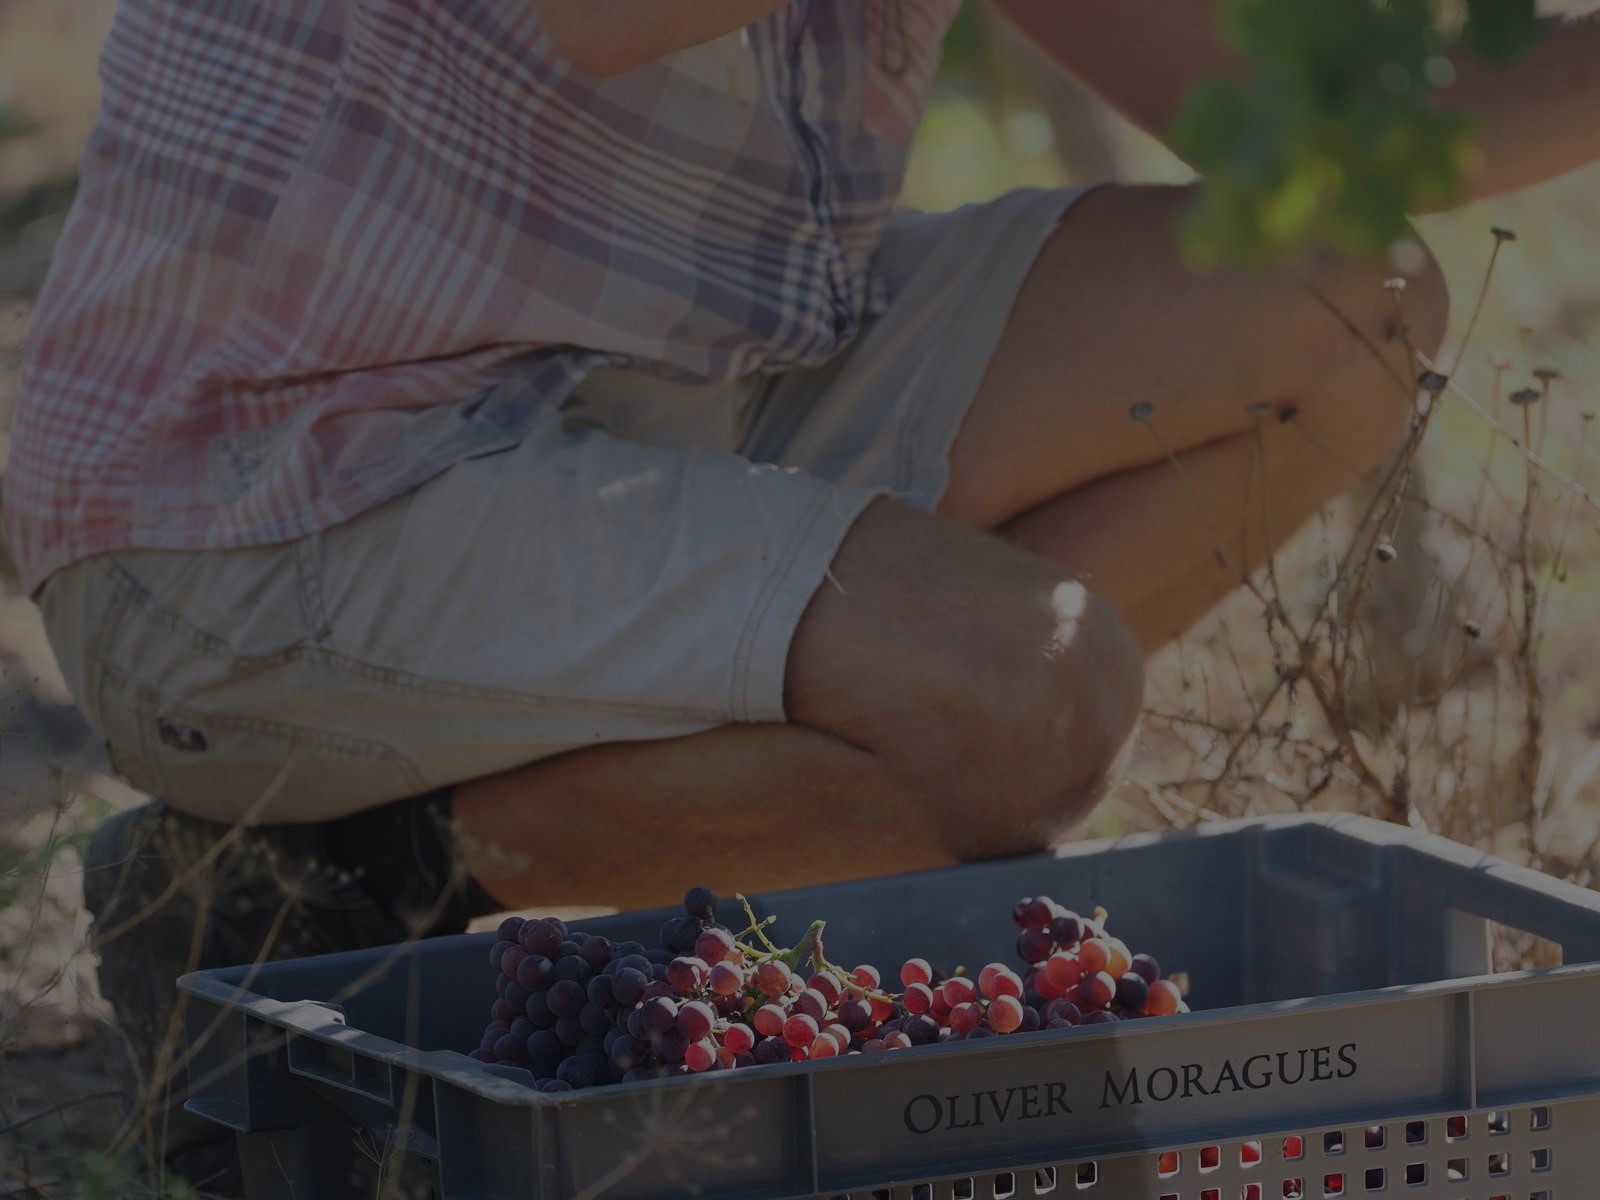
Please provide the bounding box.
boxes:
[469,887,1189,1092]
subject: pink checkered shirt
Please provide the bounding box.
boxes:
[4,0,960,597]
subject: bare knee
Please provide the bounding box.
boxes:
[914,582,1146,861]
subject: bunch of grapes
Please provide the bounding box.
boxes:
[468,887,1188,1091]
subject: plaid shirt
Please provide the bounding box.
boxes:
[5,0,959,596]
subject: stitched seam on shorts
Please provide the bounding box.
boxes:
[105,556,730,723]
[101,659,431,784]
[728,483,836,721]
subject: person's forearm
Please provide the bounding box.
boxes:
[1433,10,1600,208]
[536,0,790,77]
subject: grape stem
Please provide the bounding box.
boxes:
[729,896,902,1004]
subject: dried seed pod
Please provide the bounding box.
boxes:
[1533,366,1562,382]
[1128,402,1154,422]
[1490,226,1518,242]
[1418,370,1449,393]
[1463,619,1482,640]
[1375,542,1398,563]
[1509,387,1541,406]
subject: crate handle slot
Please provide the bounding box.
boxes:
[287,1033,394,1105]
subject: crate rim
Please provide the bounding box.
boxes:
[176,811,1600,1113]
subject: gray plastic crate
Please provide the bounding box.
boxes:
[178,813,1600,1199]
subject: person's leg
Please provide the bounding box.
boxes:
[456,498,1145,910]
[939,183,1451,650]
[454,183,1449,904]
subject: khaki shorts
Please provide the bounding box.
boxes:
[38,186,1094,823]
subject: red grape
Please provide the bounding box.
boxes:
[694,928,736,965]
[1146,980,1182,1016]
[783,1013,819,1049]
[940,976,976,1006]
[754,961,792,997]
[807,972,845,1006]
[949,1002,983,1035]
[987,995,1024,1033]
[666,957,709,993]
[676,1000,714,1043]
[902,982,934,1014]
[850,964,881,990]
[1079,972,1116,1010]
[899,958,932,987]
[684,1039,717,1072]
[708,962,743,996]
[722,1024,754,1054]
[793,988,828,1022]
[753,1004,787,1037]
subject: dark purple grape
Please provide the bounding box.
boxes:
[491,998,516,1024]
[540,1078,573,1093]
[610,1035,648,1070]
[547,979,586,1019]
[1012,897,1054,929]
[1116,973,1150,1011]
[493,1032,529,1064]
[626,1009,647,1039]
[660,916,704,955]
[753,1037,789,1065]
[576,1034,607,1058]
[1043,998,1081,1026]
[517,955,555,993]
[793,989,827,1023]
[612,968,648,1008]
[615,940,647,958]
[490,940,517,973]
[525,991,554,1026]
[903,1014,940,1046]
[647,948,670,966]
[1018,1005,1041,1033]
[500,944,528,980]
[735,1052,756,1069]
[556,1057,596,1088]
[496,916,526,943]
[554,955,591,984]
[642,980,674,1001]
[602,1026,624,1052]
[1081,1010,1119,1025]
[640,996,679,1035]
[621,1066,656,1084]
[651,963,670,984]
[683,886,718,921]
[557,939,584,959]
[578,1003,613,1037]
[468,1048,493,1063]
[1129,953,1162,984]
[520,918,564,958]
[613,954,652,977]
[1017,928,1053,963]
[509,1016,534,1042]
[569,931,590,945]
[966,1027,997,1039]
[586,974,616,1008]
[837,997,872,1032]
[526,1030,565,1067]
[554,1016,585,1045]
[479,1028,504,1054]
[504,982,530,1012]
[1049,914,1084,946]
[653,1027,688,1064]
[580,936,614,972]
[495,973,510,998]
